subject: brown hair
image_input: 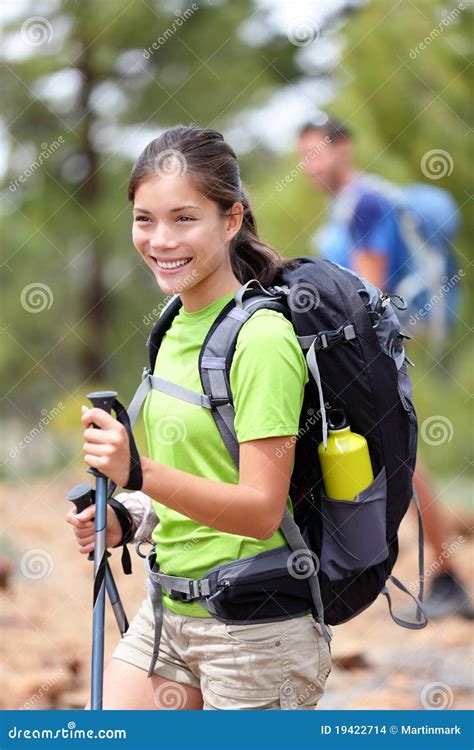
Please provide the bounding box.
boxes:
[298,116,352,144]
[128,125,293,286]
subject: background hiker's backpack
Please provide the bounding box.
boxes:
[132,257,427,635]
[320,174,462,339]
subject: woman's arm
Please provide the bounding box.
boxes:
[141,434,296,540]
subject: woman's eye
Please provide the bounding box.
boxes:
[134,215,150,223]
[177,215,195,223]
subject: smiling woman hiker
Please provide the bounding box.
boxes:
[66,125,333,710]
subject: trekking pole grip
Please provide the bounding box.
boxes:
[85,391,118,479]
[67,482,94,561]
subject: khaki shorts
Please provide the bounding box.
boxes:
[112,595,332,710]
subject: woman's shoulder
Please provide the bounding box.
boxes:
[238,307,296,340]
[234,307,307,370]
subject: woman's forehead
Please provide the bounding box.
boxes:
[134,174,211,210]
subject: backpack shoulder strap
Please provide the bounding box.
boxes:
[147,294,182,374]
[199,281,289,469]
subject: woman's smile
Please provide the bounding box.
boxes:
[151,256,194,274]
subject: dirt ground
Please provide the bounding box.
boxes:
[1,472,472,711]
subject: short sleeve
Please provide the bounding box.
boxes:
[350,192,398,256]
[229,309,309,443]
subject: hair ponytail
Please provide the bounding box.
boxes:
[229,192,287,286]
[129,125,294,287]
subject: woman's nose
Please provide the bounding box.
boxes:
[150,223,178,251]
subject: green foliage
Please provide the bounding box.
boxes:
[1,0,472,485]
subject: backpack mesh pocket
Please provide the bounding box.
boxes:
[320,467,388,580]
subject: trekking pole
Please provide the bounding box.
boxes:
[85,390,117,711]
[67,483,129,636]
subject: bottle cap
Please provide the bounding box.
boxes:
[327,408,349,431]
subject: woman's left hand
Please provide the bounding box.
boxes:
[81,405,132,486]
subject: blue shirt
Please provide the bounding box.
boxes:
[315,174,417,294]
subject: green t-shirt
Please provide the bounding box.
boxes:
[144,290,309,616]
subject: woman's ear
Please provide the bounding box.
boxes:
[225,202,244,241]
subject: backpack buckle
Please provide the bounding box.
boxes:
[208,396,230,411]
[317,325,355,350]
[169,579,209,601]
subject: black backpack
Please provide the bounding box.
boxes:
[130,257,427,636]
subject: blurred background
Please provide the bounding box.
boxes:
[1,0,472,710]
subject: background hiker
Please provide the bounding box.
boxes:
[297,118,471,621]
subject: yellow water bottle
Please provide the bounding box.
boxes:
[318,409,374,501]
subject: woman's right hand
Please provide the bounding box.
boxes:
[65,504,123,554]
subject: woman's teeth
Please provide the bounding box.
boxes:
[155,258,192,270]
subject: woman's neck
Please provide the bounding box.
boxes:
[179,269,242,313]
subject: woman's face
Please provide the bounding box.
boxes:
[132,174,242,297]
